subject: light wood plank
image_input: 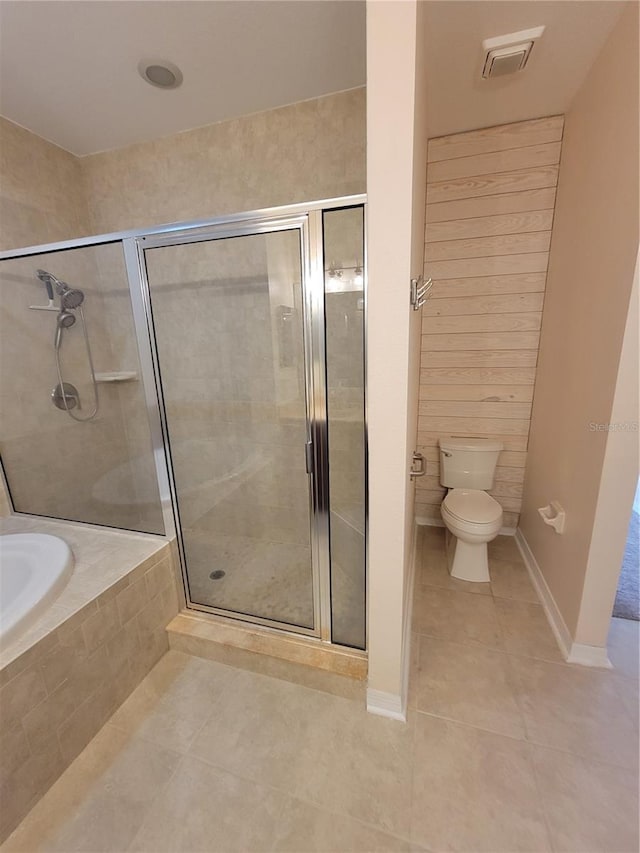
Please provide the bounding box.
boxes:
[426,231,551,261]
[429,273,546,299]
[417,440,527,466]
[420,367,537,385]
[426,188,557,223]
[418,416,530,436]
[423,351,538,368]
[420,401,532,419]
[426,210,554,242]
[426,165,559,204]
[495,466,527,483]
[422,312,541,335]
[488,494,522,513]
[426,253,548,280]
[428,142,561,183]
[414,489,446,504]
[424,292,544,317]
[420,384,534,403]
[414,503,443,519]
[416,431,528,452]
[423,461,527,482]
[427,116,564,162]
[489,481,524,498]
[421,331,540,352]
[417,475,448,492]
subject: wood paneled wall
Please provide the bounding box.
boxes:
[416,116,564,529]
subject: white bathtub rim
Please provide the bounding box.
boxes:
[0,533,74,649]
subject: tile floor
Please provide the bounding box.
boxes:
[3,528,639,852]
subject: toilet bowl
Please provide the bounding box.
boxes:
[441,488,503,583]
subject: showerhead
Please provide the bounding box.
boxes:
[36,269,85,308]
[55,310,76,349]
[60,288,84,309]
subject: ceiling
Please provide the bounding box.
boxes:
[0,0,628,156]
[423,1,627,139]
[0,1,366,156]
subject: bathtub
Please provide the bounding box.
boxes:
[0,534,74,646]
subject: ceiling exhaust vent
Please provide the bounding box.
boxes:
[481,26,545,79]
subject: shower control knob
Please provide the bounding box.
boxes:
[52,382,80,411]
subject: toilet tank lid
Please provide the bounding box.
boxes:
[439,437,504,452]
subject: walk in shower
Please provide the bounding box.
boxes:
[0,197,367,649]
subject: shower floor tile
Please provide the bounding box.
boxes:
[182,529,314,628]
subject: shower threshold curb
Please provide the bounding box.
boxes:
[166,611,367,699]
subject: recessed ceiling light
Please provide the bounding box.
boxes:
[138,59,183,89]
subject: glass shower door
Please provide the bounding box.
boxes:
[143,225,318,631]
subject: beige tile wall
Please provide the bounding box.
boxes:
[0,545,179,842]
[80,88,366,234]
[416,116,564,528]
[0,90,366,533]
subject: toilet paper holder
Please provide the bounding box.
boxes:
[538,501,566,534]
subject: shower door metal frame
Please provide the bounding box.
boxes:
[0,193,367,647]
[124,206,336,640]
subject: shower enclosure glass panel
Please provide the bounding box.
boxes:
[323,206,366,649]
[144,228,316,629]
[0,243,165,534]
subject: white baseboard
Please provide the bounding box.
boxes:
[514,528,572,659]
[416,516,516,536]
[366,688,406,721]
[514,529,612,668]
[567,643,612,668]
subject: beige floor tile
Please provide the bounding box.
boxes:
[489,560,539,603]
[533,745,640,853]
[412,586,504,650]
[608,617,639,680]
[420,547,491,596]
[272,797,414,852]
[2,725,180,852]
[406,632,421,710]
[421,525,445,554]
[108,650,239,753]
[494,599,564,662]
[188,668,322,792]
[414,636,525,738]
[292,698,415,837]
[410,714,551,852]
[190,669,414,837]
[129,756,286,852]
[488,535,522,564]
[510,656,639,770]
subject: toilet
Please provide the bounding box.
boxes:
[438,437,504,583]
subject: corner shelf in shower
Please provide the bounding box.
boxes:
[94,371,139,383]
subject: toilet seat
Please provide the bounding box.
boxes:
[442,489,502,525]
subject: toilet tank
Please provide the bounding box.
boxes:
[439,437,503,489]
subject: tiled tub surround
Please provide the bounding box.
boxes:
[1,531,637,852]
[0,516,179,841]
[417,116,563,529]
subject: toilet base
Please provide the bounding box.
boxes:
[445,529,490,583]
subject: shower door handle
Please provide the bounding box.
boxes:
[305,440,314,475]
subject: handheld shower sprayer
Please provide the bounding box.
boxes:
[34,268,99,421]
[55,311,76,350]
[36,269,55,301]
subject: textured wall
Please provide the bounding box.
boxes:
[519,3,639,645]
[0,117,91,252]
[416,116,563,529]
[80,88,366,234]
